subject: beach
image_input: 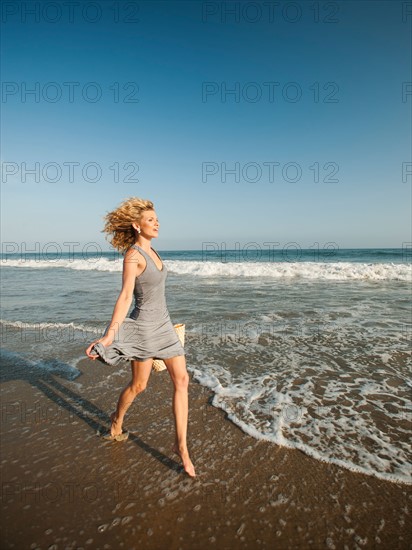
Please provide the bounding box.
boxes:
[1,355,411,549]
[1,247,411,548]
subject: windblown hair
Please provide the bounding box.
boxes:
[102,196,155,254]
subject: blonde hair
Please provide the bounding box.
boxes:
[102,196,155,254]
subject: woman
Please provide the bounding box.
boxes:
[85,197,196,478]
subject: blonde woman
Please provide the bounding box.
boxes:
[85,197,196,478]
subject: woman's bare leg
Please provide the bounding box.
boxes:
[110,358,153,436]
[163,355,196,477]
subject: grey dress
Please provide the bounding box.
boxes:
[92,244,185,366]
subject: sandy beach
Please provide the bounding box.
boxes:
[1,356,410,550]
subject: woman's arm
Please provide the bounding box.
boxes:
[85,248,144,357]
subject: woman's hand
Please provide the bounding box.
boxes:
[85,335,113,360]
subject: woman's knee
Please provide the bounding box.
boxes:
[130,381,147,394]
[173,373,189,391]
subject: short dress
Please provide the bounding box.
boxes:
[92,244,185,366]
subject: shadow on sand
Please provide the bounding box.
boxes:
[0,348,186,476]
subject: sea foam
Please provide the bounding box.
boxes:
[2,258,410,281]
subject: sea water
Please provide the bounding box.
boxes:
[1,247,411,485]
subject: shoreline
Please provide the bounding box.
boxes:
[1,357,411,549]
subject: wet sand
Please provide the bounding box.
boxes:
[1,358,411,549]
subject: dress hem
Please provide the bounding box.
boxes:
[92,343,185,367]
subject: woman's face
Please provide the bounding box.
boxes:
[137,210,159,238]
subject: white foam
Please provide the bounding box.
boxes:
[166,260,411,282]
[2,258,410,281]
[1,257,122,272]
[189,348,412,487]
[0,319,100,334]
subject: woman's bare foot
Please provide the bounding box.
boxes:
[110,412,123,437]
[172,443,196,478]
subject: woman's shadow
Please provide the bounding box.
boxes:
[0,348,185,475]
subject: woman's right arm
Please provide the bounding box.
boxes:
[85,248,143,358]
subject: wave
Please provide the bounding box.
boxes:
[1,258,122,272]
[0,319,102,334]
[167,260,411,281]
[2,257,410,281]
[188,362,412,486]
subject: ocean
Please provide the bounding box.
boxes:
[1,247,411,486]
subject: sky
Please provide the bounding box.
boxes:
[1,0,411,251]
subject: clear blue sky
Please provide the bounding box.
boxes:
[1,0,411,251]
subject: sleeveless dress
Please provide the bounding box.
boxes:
[92,244,185,366]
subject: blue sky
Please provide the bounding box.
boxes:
[1,0,411,251]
